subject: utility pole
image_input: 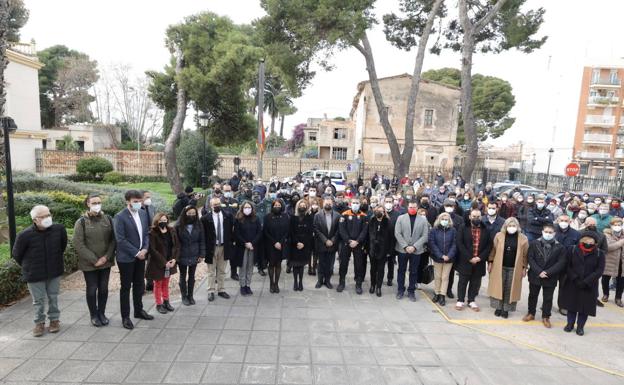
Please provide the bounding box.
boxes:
[257,60,265,178]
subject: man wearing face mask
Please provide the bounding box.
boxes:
[334,192,348,214]
[523,224,567,328]
[201,198,233,302]
[337,198,369,294]
[554,214,580,316]
[314,197,341,289]
[609,198,624,217]
[384,197,400,286]
[13,205,68,337]
[482,202,505,241]
[394,202,429,301]
[419,194,438,226]
[497,193,515,219]
[600,218,624,307]
[173,186,197,219]
[368,205,392,296]
[526,195,554,242]
[591,203,613,233]
[113,190,153,329]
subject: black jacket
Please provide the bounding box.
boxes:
[338,210,368,245]
[175,221,206,266]
[263,212,290,263]
[233,216,262,267]
[12,224,68,283]
[526,206,554,236]
[456,223,492,277]
[289,214,314,266]
[368,216,392,260]
[559,246,605,316]
[201,211,234,264]
[527,239,567,287]
[313,210,341,253]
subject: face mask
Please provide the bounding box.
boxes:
[384,203,393,211]
[187,214,197,221]
[487,208,496,216]
[243,207,252,216]
[158,222,168,229]
[613,225,623,233]
[595,200,602,205]
[583,196,589,201]
[214,189,222,195]
[311,204,319,211]
[131,202,142,211]
[143,198,152,206]
[269,193,277,199]
[309,191,316,197]
[252,197,261,204]
[272,206,282,215]
[421,200,429,207]
[225,192,234,198]
[527,198,534,204]
[41,216,53,228]
[536,203,544,209]
[464,195,470,200]
[370,202,378,208]
[471,218,481,226]
[393,200,400,206]
[408,208,417,215]
[578,213,587,220]
[517,197,524,202]
[448,198,456,203]
[212,206,221,213]
[444,206,454,213]
[345,190,351,195]
[375,212,384,219]
[507,226,518,234]
[360,203,369,211]
[351,203,360,212]
[90,204,102,214]
[324,204,332,211]
[581,242,595,250]
[547,205,555,211]
[406,195,412,200]
[586,225,597,231]
[542,232,554,241]
[298,207,307,214]
[502,197,507,202]
[588,209,596,214]
[599,209,609,215]
[559,222,569,229]
[440,220,449,227]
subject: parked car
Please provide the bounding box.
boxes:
[300,169,347,192]
[492,182,535,195]
[553,191,608,202]
[501,187,549,199]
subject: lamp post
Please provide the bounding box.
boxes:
[1,117,18,251]
[545,148,554,191]
[198,112,210,189]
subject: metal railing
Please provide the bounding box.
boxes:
[588,96,619,105]
[585,115,616,125]
[583,133,613,143]
[591,77,621,86]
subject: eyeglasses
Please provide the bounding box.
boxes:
[36,214,51,219]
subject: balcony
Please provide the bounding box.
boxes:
[585,115,616,126]
[583,133,613,144]
[578,151,611,159]
[620,117,624,126]
[587,96,619,106]
[616,149,624,158]
[591,77,621,88]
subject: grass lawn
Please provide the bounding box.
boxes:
[118,182,203,207]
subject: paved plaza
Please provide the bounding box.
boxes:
[1,264,623,385]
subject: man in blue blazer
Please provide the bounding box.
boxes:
[114,190,153,329]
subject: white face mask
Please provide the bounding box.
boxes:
[41,216,53,228]
[487,208,496,216]
[599,209,609,215]
[384,203,393,211]
[588,209,596,214]
[224,192,233,198]
[507,226,518,234]
[90,204,102,214]
[143,198,152,206]
[542,232,554,241]
[444,206,454,213]
[370,202,378,208]
[578,213,587,220]
[243,207,252,216]
[613,225,622,233]
[558,222,569,229]
[309,191,316,197]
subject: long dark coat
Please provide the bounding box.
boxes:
[233,217,262,267]
[559,246,605,316]
[263,212,290,265]
[146,227,179,280]
[175,221,206,266]
[456,223,492,277]
[527,239,567,287]
[289,214,314,267]
[368,216,392,260]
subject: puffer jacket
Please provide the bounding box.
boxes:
[13,224,67,282]
[603,229,624,277]
[428,225,457,263]
[175,222,206,266]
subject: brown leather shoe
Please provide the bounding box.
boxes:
[601,295,608,303]
[542,318,552,328]
[48,320,60,333]
[33,323,45,337]
[522,313,535,322]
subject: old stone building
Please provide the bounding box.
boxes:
[350,73,460,168]
[302,118,355,160]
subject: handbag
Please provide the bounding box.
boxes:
[419,257,435,285]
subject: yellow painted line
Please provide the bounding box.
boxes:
[449,318,624,328]
[421,291,624,378]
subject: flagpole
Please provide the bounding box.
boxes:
[257,59,265,179]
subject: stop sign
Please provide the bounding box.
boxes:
[565,162,580,177]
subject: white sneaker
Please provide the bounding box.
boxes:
[468,302,480,312]
[455,301,465,310]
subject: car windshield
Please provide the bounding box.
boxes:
[330,172,343,179]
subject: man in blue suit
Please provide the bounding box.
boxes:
[114,190,153,330]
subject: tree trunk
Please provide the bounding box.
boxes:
[270,115,275,135]
[357,34,402,176]
[0,0,9,244]
[164,47,187,195]
[401,0,444,177]
[460,38,477,182]
[279,113,285,137]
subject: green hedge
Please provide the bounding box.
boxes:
[64,174,168,184]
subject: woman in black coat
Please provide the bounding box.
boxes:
[263,199,290,293]
[175,206,205,306]
[234,201,263,296]
[368,205,392,297]
[289,200,314,291]
[560,231,605,336]
[147,213,179,314]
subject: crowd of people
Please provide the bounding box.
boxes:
[12,170,622,339]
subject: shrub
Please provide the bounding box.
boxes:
[0,259,26,305]
[103,171,124,185]
[48,191,85,207]
[177,130,220,187]
[76,157,114,180]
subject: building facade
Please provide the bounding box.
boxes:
[302,118,355,160]
[572,65,624,177]
[350,74,460,169]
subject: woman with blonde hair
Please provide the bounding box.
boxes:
[488,217,529,318]
[289,199,314,291]
[428,212,457,306]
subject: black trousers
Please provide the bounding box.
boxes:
[83,268,111,318]
[557,273,567,310]
[386,253,395,282]
[528,283,555,318]
[339,245,366,284]
[369,256,385,289]
[118,260,145,318]
[447,265,455,294]
[457,272,482,303]
[601,259,624,299]
[179,264,197,298]
[318,251,335,284]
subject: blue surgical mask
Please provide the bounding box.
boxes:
[131,202,142,211]
[440,220,449,227]
[351,203,360,212]
[542,232,554,241]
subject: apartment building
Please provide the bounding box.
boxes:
[572,66,624,177]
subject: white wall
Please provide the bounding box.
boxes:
[5,59,42,131]
[10,137,39,171]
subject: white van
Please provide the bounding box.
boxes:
[300,169,347,192]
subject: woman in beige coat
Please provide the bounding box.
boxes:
[601,217,624,307]
[488,217,529,318]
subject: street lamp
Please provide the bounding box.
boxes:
[1,117,18,251]
[545,148,554,191]
[198,112,210,189]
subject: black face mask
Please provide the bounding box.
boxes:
[375,212,384,219]
[298,207,307,214]
[471,218,481,226]
[214,189,222,195]
[324,204,332,211]
[252,197,261,204]
[586,225,597,231]
[582,242,595,250]
[292,197,300,205]
[244,191,252,198]
[158,222,167,229]
[360,204,369,212]
[272,206,281,214]
[213,206,221,213]
[421,201,429,208]
[187,215,197,221]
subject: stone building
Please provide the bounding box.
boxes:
[302,117,355,160]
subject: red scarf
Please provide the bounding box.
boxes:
[579,243,595,254]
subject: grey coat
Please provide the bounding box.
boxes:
[394,214,429,255]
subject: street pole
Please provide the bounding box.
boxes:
[202,127,207,189]
[545,148,554,191]
[257,59,265,178]
[1,117,17,251]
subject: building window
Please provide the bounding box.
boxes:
[610,69,619,84]
[592,69,600,83]
[332,147,347,160]
[308,132,317,142]
[41,139,47,150]
[424,109,434,127]
[333,127,346,140]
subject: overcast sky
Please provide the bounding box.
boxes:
[20,0,624,172]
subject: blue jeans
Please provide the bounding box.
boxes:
[397,253,421,294]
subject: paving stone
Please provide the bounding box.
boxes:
[381,365,422,385]
[310,347,343,364]
[125,361,171,383]
[45,359,99,382]
[166,315,200,329]
[278,364,312,384]
[86,360,135,383]
[56,325,98,341]
[187,329,221,344]
[195,316,227,329]
[201,362,242,383]
[140,343,182,362]
[341,347,376,365]
[0,339,49,358]
[70,342,117,361]
[210,345,246,363]
[34,340,82,359]
[105,343,150,361]
[280,331,309,346]
[154,328,191,344]
[5,358,61,381]
[312,365,349,384]
[252,317,281,331]
[0,358,24,380]
[176,344,215,362]
[249,330,280,345]
[218,330,250,345]
[163,362,206,383]
[417,366,464,385]
[373,347,410,365]
[346,364,386,385]
[245,345,278,363]
[223,316,254,330]
[279,346,311,364]
[241,364,277,384]
[309,331,340,347]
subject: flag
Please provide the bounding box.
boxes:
[258,122,266,154]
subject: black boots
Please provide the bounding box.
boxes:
[336,278,345,293]
[438,295,446,306]
[163,300,174,312]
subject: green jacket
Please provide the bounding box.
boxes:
[73,212,116,271]
[591,213,613,233]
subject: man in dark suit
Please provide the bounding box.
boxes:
[202,197,234,302]
[114,190,153,330]
[314,197,341,289]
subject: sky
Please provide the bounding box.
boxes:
[19,0,624,173]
